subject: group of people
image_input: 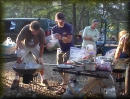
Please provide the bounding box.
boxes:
[10,12,130,95]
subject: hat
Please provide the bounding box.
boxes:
[92,19,99,23]
[55,12,65,21]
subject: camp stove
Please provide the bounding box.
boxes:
[12,62,43,84]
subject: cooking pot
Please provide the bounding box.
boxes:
[83,60,96,71]
[12,62,43,84]
[12,62,43,75]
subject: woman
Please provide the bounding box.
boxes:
[114,30,130,62]
[114,30,130,95]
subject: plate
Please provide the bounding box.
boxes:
[57,64,74,69]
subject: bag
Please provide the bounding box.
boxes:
[67,47,87,62]
[45,34,60,51]
[96,56,112,71]
[1,37,17,55]
[96,61,112,71]
[105,48,116,60]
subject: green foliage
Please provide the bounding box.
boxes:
[1,0,130,35]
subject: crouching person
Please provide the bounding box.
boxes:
[11,21,50,90]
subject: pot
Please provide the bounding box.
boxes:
[83,60,96,71]
[12,62,43,75]
[12,62,43,84]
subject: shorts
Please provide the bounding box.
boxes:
[56,48,70,64]
[17,44,40,59]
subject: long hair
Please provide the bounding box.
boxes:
[118,30,128,41]
[118,30,130,54]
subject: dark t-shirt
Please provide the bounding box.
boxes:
[17,24,45,48]
[51,23,74,52]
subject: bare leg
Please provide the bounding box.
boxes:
[11,57,22,90]
[35,59,44,75]
[35,58,50,88]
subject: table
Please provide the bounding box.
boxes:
[53,66,111,97]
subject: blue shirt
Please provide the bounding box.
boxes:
[51,23,74,52]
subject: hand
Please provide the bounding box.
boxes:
[62,37,68,43]
[85,36,92,40]
[113,58,118,64]
[55,33,62,40]
[38,57,44,65]
[124,58,130,64]
[16,57,24,64]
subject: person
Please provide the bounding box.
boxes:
[114,30,130,61]
[82,19,100,53]
[81,19,100,83]
[50,12,74,95]
[11,21,50,90]
[113,30,130,95]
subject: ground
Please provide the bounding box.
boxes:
[1,50,119,99]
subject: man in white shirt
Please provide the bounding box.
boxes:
[82,19,100,51]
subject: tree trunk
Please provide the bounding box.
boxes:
[86,10,89,26]
[76,6,85,34]
[72,3,76,42]
[82,14,84,29]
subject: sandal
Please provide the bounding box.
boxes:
[55,87,66,95]
[59,83,67,86]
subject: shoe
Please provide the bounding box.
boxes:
[55,87,66,95]
[43,79,50,88]
[47,86,56,91]
[11,80,19,90]
[60,83,67,86]
[43,79,49,86]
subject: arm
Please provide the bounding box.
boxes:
[62,35,72,43]
[16,26,26,49]
[54,24,73,43]
[62,24,73,43]
[39,29,45,58]
[114,39,123,59]
[83,36,93,41]
[114,46,122,59]
[39,44,44,58]
[82,27,92,41]
[92,30,100,42]
[82,28,100,42]
[16,38,24,49]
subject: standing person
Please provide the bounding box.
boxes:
[51,12,74,94]
[82,19,100,83]
[11,21,50,90]
[82,19,100,52]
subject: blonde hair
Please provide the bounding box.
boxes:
[118,30,128,40]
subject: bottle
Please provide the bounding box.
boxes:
[66,75,77,95]
[66,81,84,98]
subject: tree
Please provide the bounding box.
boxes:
[2,0,129,36]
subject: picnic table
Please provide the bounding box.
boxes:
[53,65,111,97]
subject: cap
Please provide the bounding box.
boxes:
[92,19,99,23]
[55,12,65,21]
